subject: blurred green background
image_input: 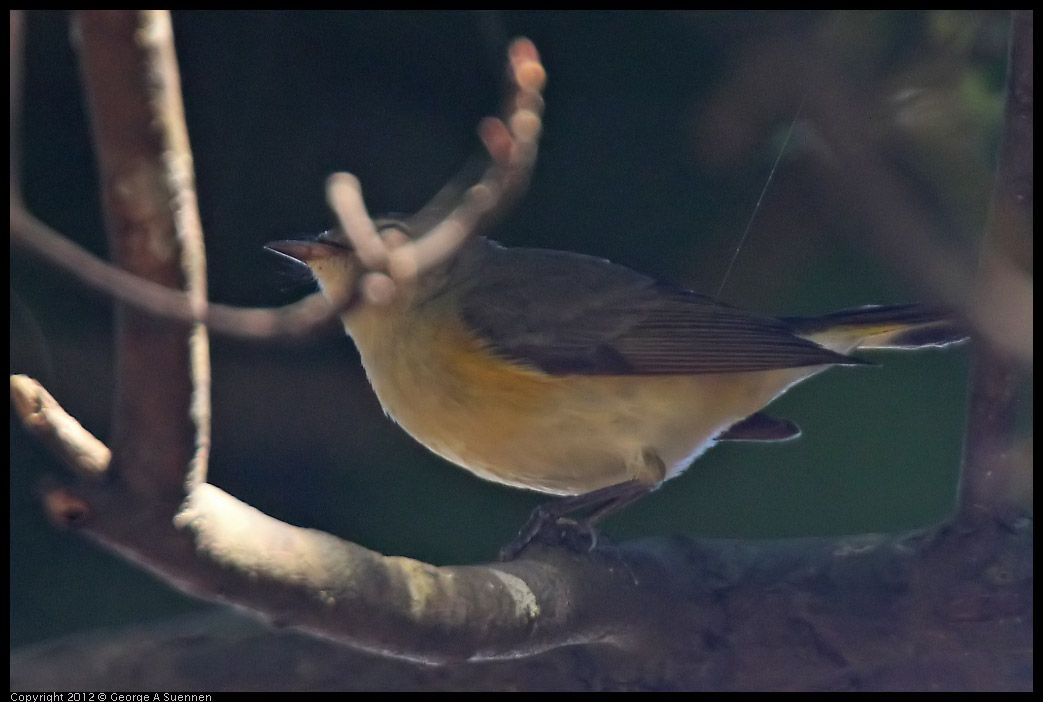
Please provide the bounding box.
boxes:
[11,11,1007,647]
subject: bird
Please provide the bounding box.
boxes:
[267,223,967,558]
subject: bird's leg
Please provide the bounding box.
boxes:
[497,479,652,561]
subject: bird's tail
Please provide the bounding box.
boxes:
[781,304,969,352]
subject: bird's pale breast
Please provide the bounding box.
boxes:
[344,300,821,496]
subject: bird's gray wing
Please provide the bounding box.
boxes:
[450,239,862,376]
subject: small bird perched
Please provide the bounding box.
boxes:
[268,224,966,558]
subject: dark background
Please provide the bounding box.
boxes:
[11,11,1006,647]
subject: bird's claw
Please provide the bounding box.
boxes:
[498,512,599,561]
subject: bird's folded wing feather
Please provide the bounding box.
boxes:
[451,239,861,376]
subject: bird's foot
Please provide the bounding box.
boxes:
[497,508,599,561]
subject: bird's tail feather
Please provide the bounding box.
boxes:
[782,304,969,351]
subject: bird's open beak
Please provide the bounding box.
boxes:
[264,240,341,265]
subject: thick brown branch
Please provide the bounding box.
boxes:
[959,9,1033,517]
[7,374,641,663]
[10,375,1031,678]
[77,10,199,501]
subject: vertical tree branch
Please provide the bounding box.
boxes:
[959,10,1033,519]
[76,10,210,502]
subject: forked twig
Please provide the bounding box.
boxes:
[322,37,546,309]
[9,36,545,338]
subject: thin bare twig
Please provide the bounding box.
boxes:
[10,38,546,338]
[9,205,339,338]
[321,37,546,308]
